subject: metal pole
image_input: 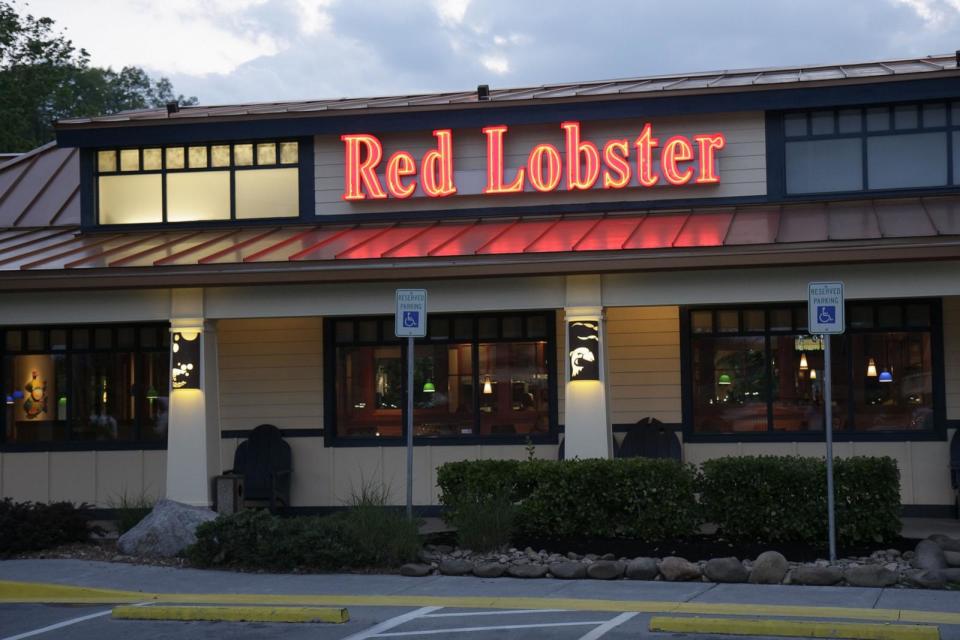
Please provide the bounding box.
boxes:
[406,336,414,520]
[823,334,837,562]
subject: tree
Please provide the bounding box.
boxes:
[0,1,197,152]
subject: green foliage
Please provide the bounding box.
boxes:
[0,498,97,556]
[338,478,421,567]
[0,1,197,151]
[699,455,901,545]
[438,458,700,542]
[445,490,517,552]
[106,489,154,535]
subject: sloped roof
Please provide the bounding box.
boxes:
[56,54,960,127]
[0,143,80,227]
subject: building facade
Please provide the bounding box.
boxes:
[0,54,958,515]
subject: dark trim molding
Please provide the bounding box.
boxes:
[0,442,166,453]
[901,504,958,519]
[221,428,324,439]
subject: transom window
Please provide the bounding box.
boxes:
[326,313,556,443]
[686,301,939,435]
[96,141,300,224]
[782,102,960,194]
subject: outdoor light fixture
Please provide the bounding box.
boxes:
[799,353,808,370]
[866,358,878,378]
[879,370,893,383]
[717,373,732,385]
[422,380,436,393]
[482,376,493,395]
[568,320,600,381]
[171,331,201,389]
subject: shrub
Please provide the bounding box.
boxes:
[107,489,154,535]
[445,490,517,552]
[699,455,900,545]
[437,458,700,542]
[336,479,421,566]
[0,499,97,556]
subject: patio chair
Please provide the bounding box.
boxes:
[227,424,292,513]
[616,417,682,461]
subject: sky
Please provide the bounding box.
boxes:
[19,0,960,106]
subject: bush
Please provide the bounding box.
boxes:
[0,499,97,556]
[437,458,700,542]
[107,489,154,535]
[445,490,517,552]
[699,455,900,545]
[337,479,421,566]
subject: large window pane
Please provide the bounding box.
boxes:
[166,171,231,222]
[867,132,947,189]
[770,335,825,432]
[413,343,474,437]
[98,174,162,224]
[785,139,863,194]
[335,345,402,438]
[692,336,767,433]
[3,354,68,443]
[851,332,933,430]
[478,341,549,436]
[70,353,137,441]
[140,352,169,441]
[235,168,299,219]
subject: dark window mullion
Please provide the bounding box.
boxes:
[765,333,774,432]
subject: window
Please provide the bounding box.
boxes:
[1,325,169,446]
[782,103,957,194]
[96,141,301,225]
[686,302,938,435]
[327,313,556,442]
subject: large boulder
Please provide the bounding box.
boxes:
[472,563,506,578]
[626,557,659,580]
[117,499,217,558]
[508,564,548,579]
[704,557,749,583]
[944,551,960,567]
[400,563,432,577]
[844,564,898,588]
[438,559,474,576]
[928,534,960,553]
[913,540,948,571]
[587,560,625,580]
[749,551,788,584]
[549,562,587,579]
[659,556,701,582]
[791,565,843,586]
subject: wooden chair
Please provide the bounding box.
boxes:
[227,424,292,513]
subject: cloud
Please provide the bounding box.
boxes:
[890,0,960,26]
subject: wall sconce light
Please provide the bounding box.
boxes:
[717,373,732,385]
[568,320,600,381]
[422,380,436,393]
[866,358,878,378]
[171,331,201,389]
[799,353,808,370]
[482,376,493,395]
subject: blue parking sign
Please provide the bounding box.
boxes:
[395,289,427,337]
[808,282,844,334]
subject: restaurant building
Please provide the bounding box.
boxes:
[0,54,958,516]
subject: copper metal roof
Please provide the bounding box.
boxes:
[0,143,80,228]
[0,198,957,276]
[56,54,960,127]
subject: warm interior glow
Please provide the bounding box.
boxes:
[810,369,817,380]
[799,352,808,370]
[235,168,299,219]
[166,171,231,222]
[98,174,162,224]
[482,376,493,395]
[866,357,878,377]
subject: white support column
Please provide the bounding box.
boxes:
[165,289,221,506]
[563,276,613,459]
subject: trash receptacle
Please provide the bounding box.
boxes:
[215,474,244,515]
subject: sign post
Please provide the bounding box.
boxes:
[395,289,427,520]
[808,281,844,562]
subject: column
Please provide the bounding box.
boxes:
[563,275,613,459]
[165,289,221,506]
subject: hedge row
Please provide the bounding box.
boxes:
[0,499,97,556]
[438,455,901,545]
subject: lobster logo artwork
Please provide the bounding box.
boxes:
[568,321,600,380]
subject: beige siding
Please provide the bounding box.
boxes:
[315,112,766,216]
[606,306,681,424]
[944,296,960,420]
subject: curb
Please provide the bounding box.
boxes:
[649,616,940,640]
[112,605,350,624]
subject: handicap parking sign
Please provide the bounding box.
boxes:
[817,305,835,324]
[808,283,844,335]
[403,310,419,328]
[395,289,427,337]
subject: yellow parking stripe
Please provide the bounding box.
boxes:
[112,605,349,624]
[649,615,940,640]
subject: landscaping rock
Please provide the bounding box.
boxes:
[600,553,616,561]
[904,569,946,590]
[704,557,748,583]
[587,560,625,580]
[472,563,506,578]
[844,564,898,588]
[439,559,474,576]
[913,540,948,571]
[116,499,216,558]
[659,556,701,582]
[791,565,843,586]
[400,563,432,577]
[943,551,960,567]
[626,557,659,580]
[928,534,960,552]
[549,562,587,579]
[508,564,548,579]
[417,549,439,564]
[749,551,788,584]
[941,568,960,583]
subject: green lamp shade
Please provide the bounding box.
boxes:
[717,373,732,385]
[146,385,159,400]
[422,381,436,393]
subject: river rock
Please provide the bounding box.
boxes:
[844,564,898,588]
[472,563,506,578]
[508,564,548,579]
[626,557,659,580]
[941,567,960,583]
[749,551,788,584]
[704,557,748,583]
[903,569,947,589]
[943,551,960,567]
[116,499,217,558]
[400,563,432,577]
[928,534,960,552]
[439,558,474,576]
[549,562,587,579]
[587,560,625,580]
[659,556,701,582]
[791,565,843,586]
[913,540,948,571]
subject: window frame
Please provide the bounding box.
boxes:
[680,299,947,443]
[0,323,170,452]
[323,311,559,447]
[82,136,314,229]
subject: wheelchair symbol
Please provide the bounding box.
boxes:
[817,305,836,324]
[403,311,420,328]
